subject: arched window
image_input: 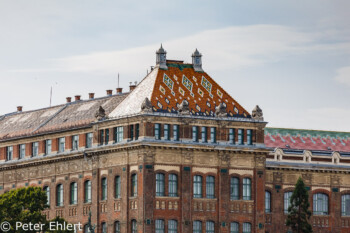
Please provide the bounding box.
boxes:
[155,219,165,233]
[84,224,89,233]
[206,176,215,199]
[131,220,137,233]
[43,186,50,206]
[168,220,178,233]
[313,193,328,215]
[284,191,293,213]
[101,177,107,200]
[131,174,137,197]
[230,177,239,200]
[56,184,63,206]
[193,175,203,198]
[70,182,77,205]
[193,221,202,233]
[156,173,165,196]
[243,222,251,233]
[342,194,350,216]
[243,178,251,200]
[114,221,120,233]
[230,222,239,233]
[265,191,271,213]
[84,180,92,203]
[115,176,121,198]
[206,221,214,233]
[168,174,178,197]
[101,222,107,233]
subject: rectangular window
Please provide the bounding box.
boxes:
[72,135,79,150]
[6,146,13,161]
[193,175,202,198]
[247,129,252,145]
[210,127,216,143]
[342,194,350,216]
[265,191,271,213]
[99,130,104,146]
[86,133,93,148]
[192,126,198,142]
[230,177,239,200]
[284,192,293,214]
[206,176,215,199]
[229,129,235,144]
[45,140,52,155]
[130,125,134,141]
[168,220,178,233]
[173,125,179,141]
[155,124,160,140]
[168,174,178,197]
[114,126,124,143]
[19,144,26,159]
[164,124,169,140]
[105,129,109,144]
[32,142,39,157]
[58,137,65,153]
[238,129,244,145]
[201,126,207,143]
[115,176,121,198]
[155,219,165,233]
[101,177,107,201]
[156,173,165,196]
[131,174,138,197]
[243,178,251,200]
[135,124,139,140]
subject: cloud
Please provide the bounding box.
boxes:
[267,107,350,132]
[9,24,344,76]
[334,66,350,87]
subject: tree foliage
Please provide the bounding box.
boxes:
[286,177,312,233]
[0,187,73,233]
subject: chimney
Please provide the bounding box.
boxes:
[17,106,23,112]
[89,93,95,99]
[75,95,81,101]
[106,90,113,96]
[66,97,72,103]
[116,88,123,94]
[129,82,137,92]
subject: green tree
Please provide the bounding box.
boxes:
[286,177,312,233]
[0,187,73,233]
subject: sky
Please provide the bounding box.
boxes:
[0,0,349,131]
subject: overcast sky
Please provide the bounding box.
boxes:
[0,0,349,131]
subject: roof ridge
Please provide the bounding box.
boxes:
[266,127,350,134]
[31,104,68,134]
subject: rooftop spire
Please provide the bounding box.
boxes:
[156,44,168,70]
[192,48,203,72]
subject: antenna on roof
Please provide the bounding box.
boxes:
[117,73,120,88]
[50,86,52,107]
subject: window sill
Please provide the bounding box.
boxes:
[155,196,180,199]
[193,197,217,201]
[69,204,78,207]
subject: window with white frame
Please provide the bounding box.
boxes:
[114,127,123,143]
[168,174,178,197]
[265,191,271,213]
[201,126,207,143]
[230,222,239,233]
[6,146,13,161]
[19,144,25,159]
[238,129,244,145]
[156,173,165,196]
[58,137,65,153]
[193,221,202,233]
[342,194,350,216]
[164,124,170,140]
[72,135,79,150]
[229,128,235,144]
[230,177,239,200]
[32,142,39,157]
[243,223,251,233]
[86,133,93,148]
[206,221,214,233]
[155,219,165,233]
[192,126,198,142]
[284,191,293,214]
[168,220,178,233]
[313,193,328,215]
[210,127,216,143]
[206,176,215,199]
[243,178,251,200]
[173,125,179,141]
[193,175,202,198]
[155,124,161,140]
[45,139,52,155]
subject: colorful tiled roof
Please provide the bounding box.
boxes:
[109,61,250,118]
[265,127,350,152]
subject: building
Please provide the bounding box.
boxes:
[0,46,349,233]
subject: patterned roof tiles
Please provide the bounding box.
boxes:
[265,127,350,152]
